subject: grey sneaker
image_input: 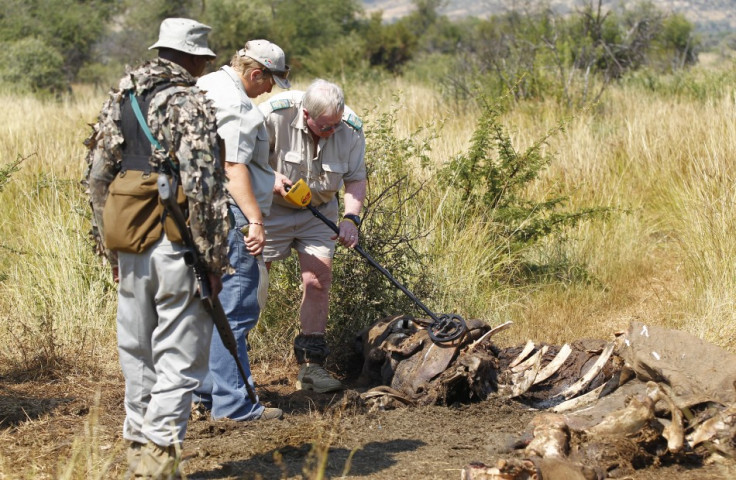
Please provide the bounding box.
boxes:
[296,363,344,393]
[257,407,284,420]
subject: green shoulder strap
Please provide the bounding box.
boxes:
[129,91,178,172]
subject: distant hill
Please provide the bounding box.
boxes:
[363,0,736,33]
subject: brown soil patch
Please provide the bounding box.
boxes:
[2,362,734,479]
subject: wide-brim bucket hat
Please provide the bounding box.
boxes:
[239,40,291,89]
[149,18,216,58]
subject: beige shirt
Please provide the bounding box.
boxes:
[259,91,366,208]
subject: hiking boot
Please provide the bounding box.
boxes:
[126,441,144,475]
[296,363,344,393]
[256,407,284,420]
[129,442,181,479]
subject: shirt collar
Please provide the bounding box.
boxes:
[292,105,308,133]
[221,65,247,95]
[291,104,343,137]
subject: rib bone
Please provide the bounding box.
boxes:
[467,321,513,351]
[509,350,545,398]
[512,346,549,373]
[559,342,615,400]
[509,340,535,368]
[533,344,572,385]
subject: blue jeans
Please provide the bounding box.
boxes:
[193,204,264,421]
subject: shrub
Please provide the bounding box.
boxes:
[0,155,26,194]
[439,97,609,284]
[0,38,67,95]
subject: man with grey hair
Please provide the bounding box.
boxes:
[259,79,366,393]
[85,18,228,477]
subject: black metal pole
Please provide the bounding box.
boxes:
[307,205,440,322]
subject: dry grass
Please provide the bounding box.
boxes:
[0,88,118,377]
[2,64,736,477]
[4,69,736,375]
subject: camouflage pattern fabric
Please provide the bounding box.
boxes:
[83,58,229,274]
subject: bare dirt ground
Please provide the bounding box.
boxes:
[2,360,735,480]
[2,252,735,479]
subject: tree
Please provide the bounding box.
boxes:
[659,13,698,69]
[0,0,117,88]
[202,0,273,62]
[0,37,67,94]
[363,12,418,72]
[102,0,198,67]
[268,0,365,74]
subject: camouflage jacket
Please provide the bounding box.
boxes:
[84,58,229,274]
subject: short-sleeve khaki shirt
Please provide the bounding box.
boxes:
[259,91,366,208]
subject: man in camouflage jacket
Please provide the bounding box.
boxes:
[85,18,228,477]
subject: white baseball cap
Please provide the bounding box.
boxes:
[239,40,291,89]
[149,18,216,58]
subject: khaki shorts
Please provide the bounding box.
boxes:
[263,199,338,262]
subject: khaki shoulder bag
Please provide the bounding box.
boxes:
[102,89,186,253]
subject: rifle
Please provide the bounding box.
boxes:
[157,172,258,404]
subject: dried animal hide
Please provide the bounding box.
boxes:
[356,316,497,406]
[357,316,622,409]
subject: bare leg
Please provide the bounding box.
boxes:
[297,252,332,334]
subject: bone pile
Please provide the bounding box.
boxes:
[354,316,736,478]
[461,321,736,479]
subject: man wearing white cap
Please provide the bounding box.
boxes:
[193,40,291,422]
[85,18,227,478]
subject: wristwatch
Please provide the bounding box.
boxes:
[343,213,361,227]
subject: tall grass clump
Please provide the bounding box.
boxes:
[653,93,736,351]
[0,90,117,378]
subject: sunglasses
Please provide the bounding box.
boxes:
[264,67,289,81]
[314,120,340,132]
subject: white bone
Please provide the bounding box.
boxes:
[589,394,654,436]
[551,381,607,413]
[559,342,615,400]
[509,339,535,368]
[533,344,572,385]
[647,382,684,453]
[510,350,544,397]
[467,321,513,351]
[512,346,549,373]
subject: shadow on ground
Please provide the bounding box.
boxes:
[189,438,426,479]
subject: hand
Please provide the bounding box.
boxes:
[274,171,292,197]
[333,219,359,248]
[243,223,266,256]
[111,265,119,283]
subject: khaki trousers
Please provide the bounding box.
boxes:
[117,235,213,447]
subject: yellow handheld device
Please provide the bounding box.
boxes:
[284,178,312,207]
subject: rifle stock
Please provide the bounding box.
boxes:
[157,172,258,404]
